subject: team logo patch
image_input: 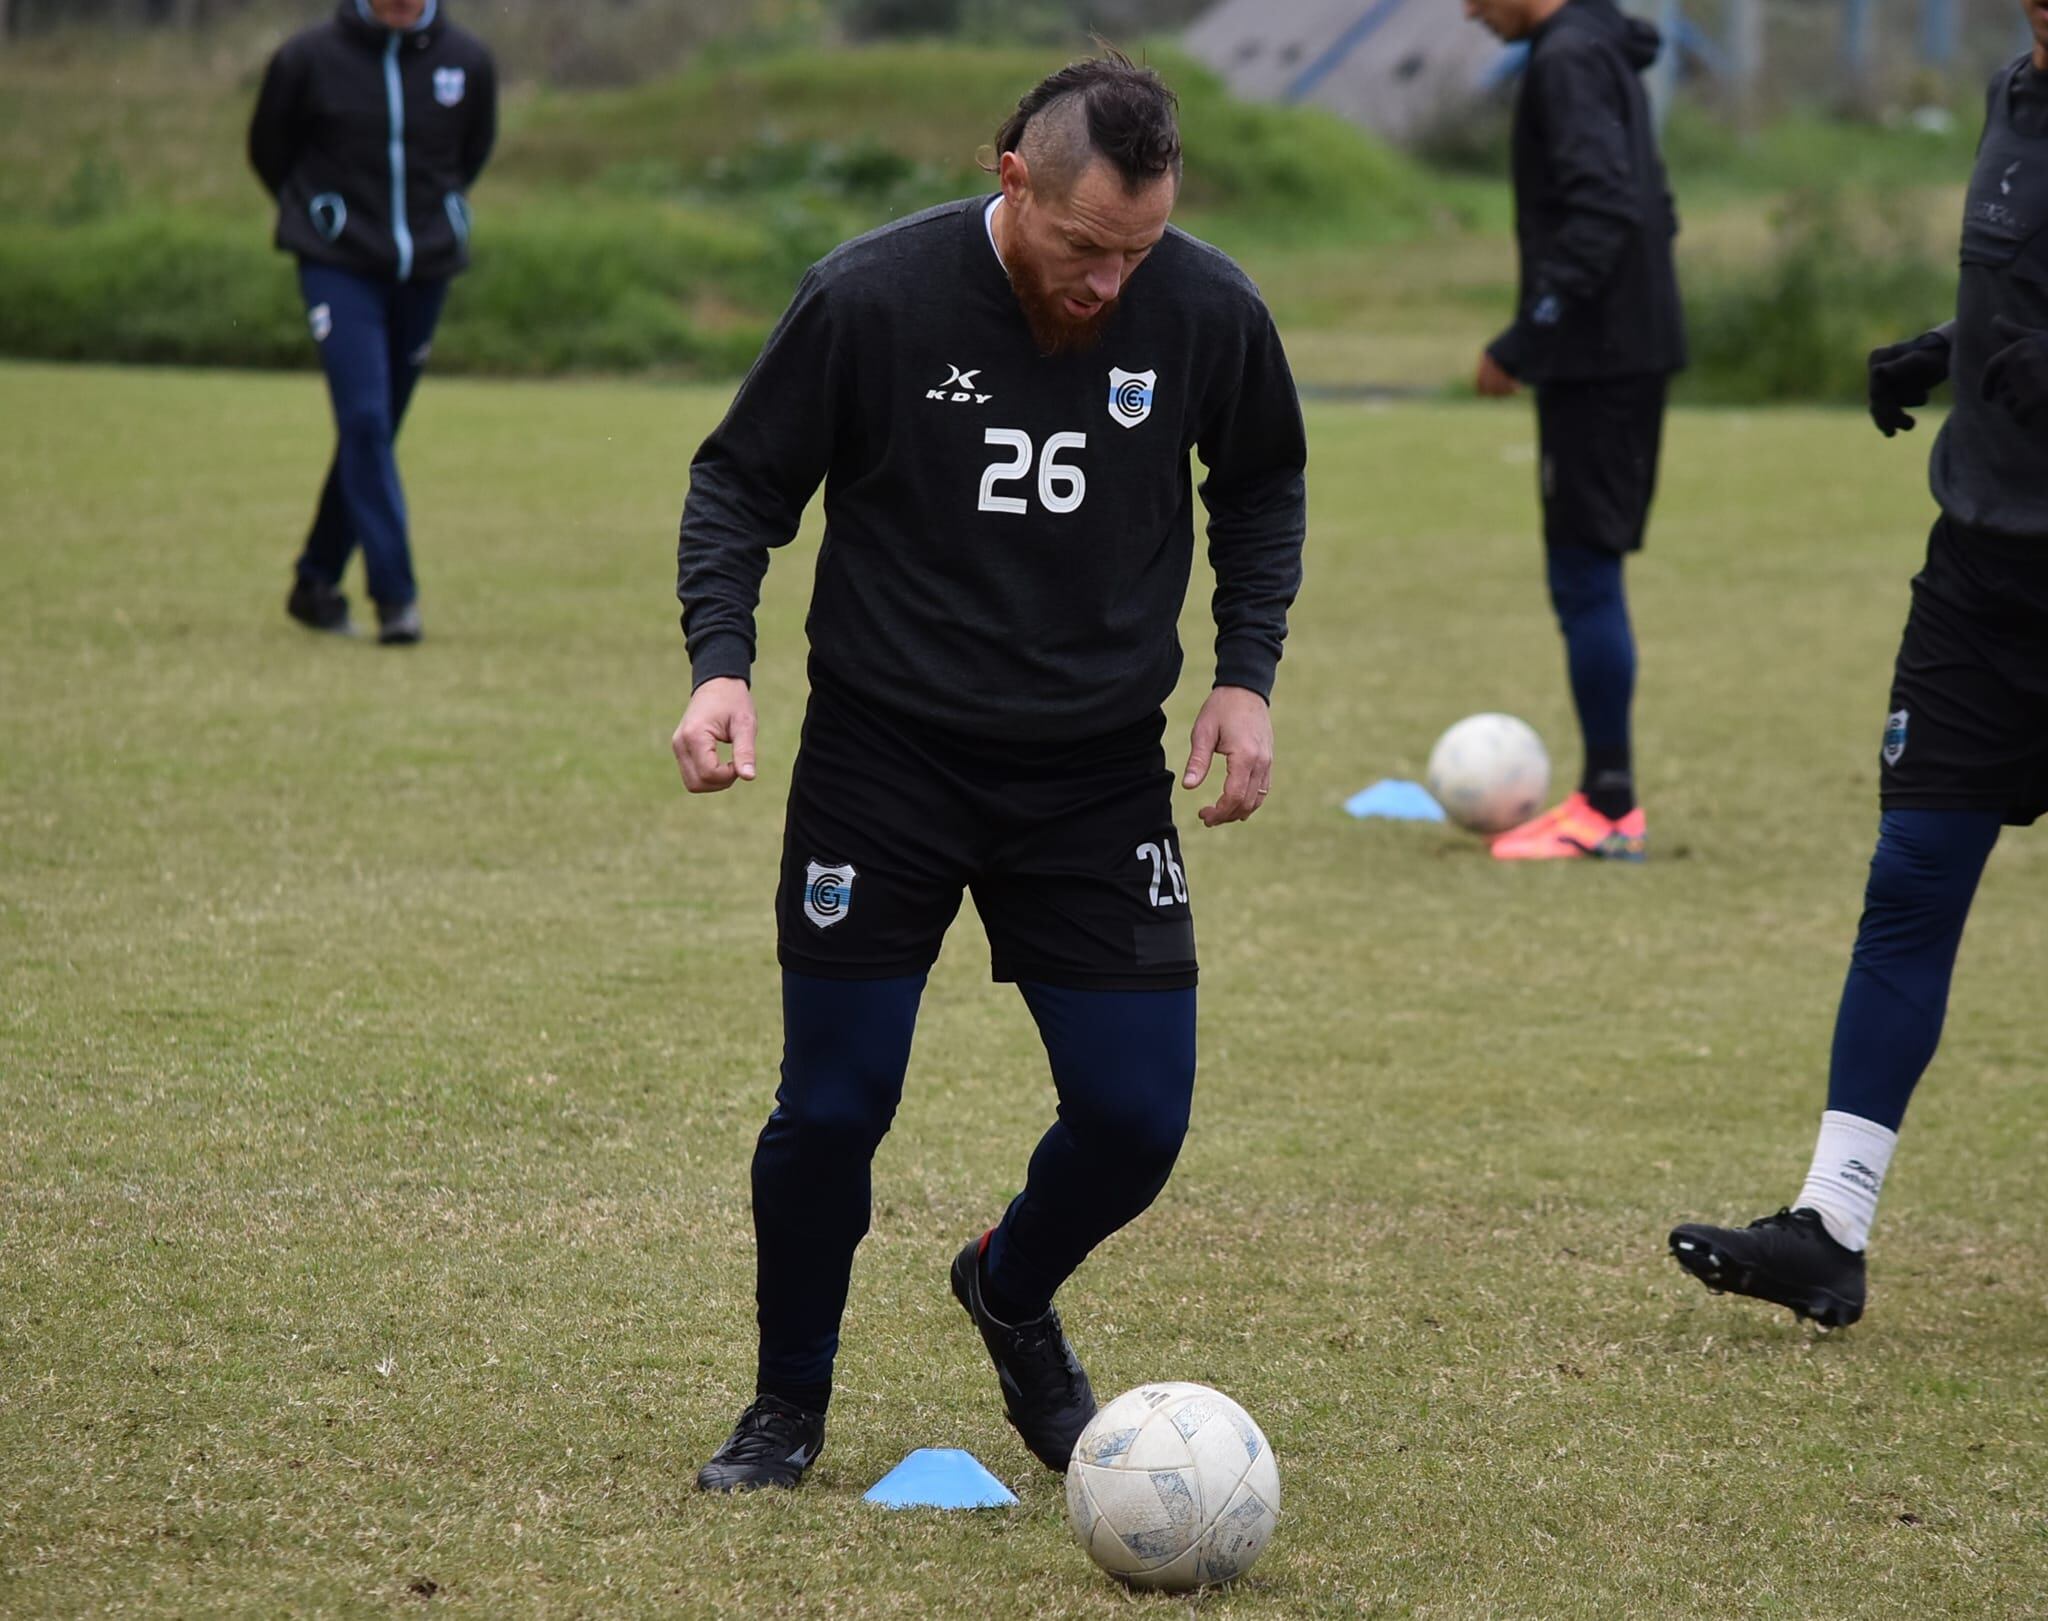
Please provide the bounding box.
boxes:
[1883,708,1909,766]
[802,860,856,930]
[434,66,467,107]
[308,302,332,343]
[1107,367,1156,429]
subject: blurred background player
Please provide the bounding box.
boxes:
[1466,0,1686,860]
[249,0,497,645]
[673,52,1306,1491]
[1670,0,2048,1328]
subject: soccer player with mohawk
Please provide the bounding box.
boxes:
[1671,0,2048,1329]
[672,51,1307,1489]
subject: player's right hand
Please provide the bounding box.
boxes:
[1473,350,1520,398]
[1867,329,1951,437]
[673,676,757,793]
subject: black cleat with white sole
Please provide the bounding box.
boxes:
[1668,1206,1867,1328]
[950,1232,1096,1471]
[695,1395,826,1492]
[376,600,424,646]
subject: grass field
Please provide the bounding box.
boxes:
[4,360,2046,1618]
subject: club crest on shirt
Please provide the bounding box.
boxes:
[1107,368,1156,429]
[434,66,467,107]
[803,860,856,930]
[1883,708,1909,766]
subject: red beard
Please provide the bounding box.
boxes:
[1006,251,1118,357]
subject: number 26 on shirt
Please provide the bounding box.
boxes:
[978,428,1087,516]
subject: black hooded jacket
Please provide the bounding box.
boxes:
[1488,0,1686,382]
[249,1,496,284]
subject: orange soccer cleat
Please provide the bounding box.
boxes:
[1490,792,1647,861]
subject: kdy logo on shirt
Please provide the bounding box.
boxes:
[1107,368,1156,429]
[433,67,467,107]
[926,364,991,406]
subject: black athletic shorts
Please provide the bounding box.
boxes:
[1881,515,2048,827]
[775,676,1198,990]
[1535,373,1669,554]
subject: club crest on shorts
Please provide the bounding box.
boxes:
[1883,708,1909,766]
[434,66,467,107]
[803,860,856,930]
[1107,368,1156,429]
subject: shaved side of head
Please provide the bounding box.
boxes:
[1014,91,1094,200]
[988,48,1183,199]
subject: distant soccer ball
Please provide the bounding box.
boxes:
[1425,712,1550,835]
[1065,1382,1280,1592]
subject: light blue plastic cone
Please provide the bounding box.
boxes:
[1344,778,1448,822]
[863,1448,1018,1510]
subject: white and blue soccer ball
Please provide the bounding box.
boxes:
[1425,712,1551,835]
[1065,1382,1280,1592]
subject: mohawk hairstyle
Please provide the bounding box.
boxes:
[989,47,1183,193]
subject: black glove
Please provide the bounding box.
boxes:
[1980,314,2048,431]
[1867,328,1951,437]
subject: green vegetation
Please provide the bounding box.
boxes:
[1684,188,1956,404]
[5,361,2048,1616]
[1661,98,1984,202]
[0,205,802,374]
[0,31,1976,393]
[0,38,1471,382]
[497,43,1452,237]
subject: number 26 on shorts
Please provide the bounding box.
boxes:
[1135,838,1188,908]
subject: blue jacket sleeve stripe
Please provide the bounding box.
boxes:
[382,35,414,282]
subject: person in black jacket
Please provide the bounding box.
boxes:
[249,0,496,644]
[1467,0,1685,859]
[675,53,1306,1495]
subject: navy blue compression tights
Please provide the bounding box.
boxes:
[1545,545,1636,811]
[751,971,1196,1413]
[1825,808,2001,1131]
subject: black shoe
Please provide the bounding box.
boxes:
[376,600,423,646]
[950,1233,1096,1471]
[287,577,353,635]
[695,1395,826,1493]
[1669,1206,1867,1328]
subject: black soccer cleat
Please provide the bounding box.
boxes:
[950,1232,1096,1471]
[695,1395,826,1493]
[287,576,353,635]
[1668,1206,1868,1329]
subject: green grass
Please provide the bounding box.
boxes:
[5,362,2048,1617]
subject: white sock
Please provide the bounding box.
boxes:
[1795,1109,1898,1253]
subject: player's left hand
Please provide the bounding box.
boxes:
[1474,350,1520,398]
[1980,315,2048,431]
[1183,685,1273,828]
